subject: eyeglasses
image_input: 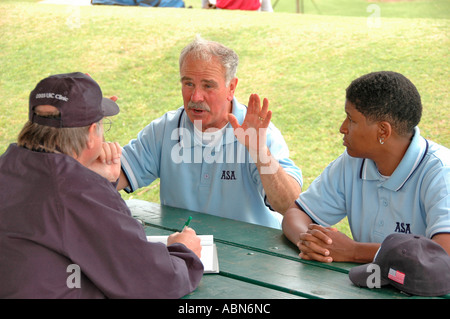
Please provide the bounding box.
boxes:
[103,118,112,133]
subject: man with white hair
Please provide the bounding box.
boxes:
[117,37,302,229]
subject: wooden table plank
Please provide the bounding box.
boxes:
[183,275,304,299]
[131,200,449,299]
[129,199,356,272]
[214,242,435,299]
[145,224,434,299]
[143,226,302,299]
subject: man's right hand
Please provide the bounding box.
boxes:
[88,141,121,182]
[167,227,202,258]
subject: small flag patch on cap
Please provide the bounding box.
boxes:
[388,268,405,285]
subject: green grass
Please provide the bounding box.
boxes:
[1,1,448,236]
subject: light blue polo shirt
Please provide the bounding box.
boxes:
[121,97,302,229]
[296,127,450,243]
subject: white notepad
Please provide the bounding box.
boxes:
[147,235,219,274]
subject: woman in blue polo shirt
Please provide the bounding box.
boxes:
[282,71,450,263]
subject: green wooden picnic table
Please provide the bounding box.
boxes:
[127,199,450,300]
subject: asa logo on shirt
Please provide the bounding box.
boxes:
[221,170,236,180]
[394,222,411,234]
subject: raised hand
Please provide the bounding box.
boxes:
[228,93,272,156]
[88,141,122,182]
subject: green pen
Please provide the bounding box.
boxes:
[183,216,192,230]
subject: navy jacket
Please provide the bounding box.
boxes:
[0,144,203,298]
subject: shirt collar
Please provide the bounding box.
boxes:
[360,127,429,191]
[180,97,245,148]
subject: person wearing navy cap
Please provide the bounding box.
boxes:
[282,71,450,263]
[0,72,203,298]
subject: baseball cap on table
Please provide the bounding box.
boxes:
[29,72,119,128]
[349,233,450,296]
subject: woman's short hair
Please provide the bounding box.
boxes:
[346,71,422,136]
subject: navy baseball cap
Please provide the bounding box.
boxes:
[29,72,119,128]
[349,233,450,296]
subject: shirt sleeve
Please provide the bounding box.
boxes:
[121,120,163,193]
[254,122,303,210]
[422,156,450,238]
[296,153,349,227]
[266,123,303,187]
[59,172,203,299]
